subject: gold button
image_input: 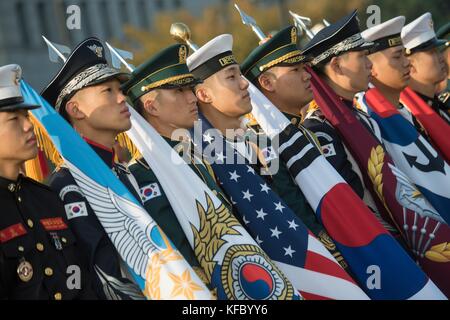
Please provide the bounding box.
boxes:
[27,219,34,228]
[45,267,53,276]
[61,237,67,244]
[36,243,44,252]
[54,292,62,300]
[8,183,15,192]
[291,118,298,125]
[18,246,24,252]
[17,196,22,202]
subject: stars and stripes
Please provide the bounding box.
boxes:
[196,113,369,300]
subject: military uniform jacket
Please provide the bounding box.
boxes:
[246,116,350,270]
[0,174,96,300]
[48,139,144,300]
[417,91,450,125]
[129,137,231,279]
[302,106,365,198]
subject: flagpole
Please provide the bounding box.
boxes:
[289,11,315,40]
[169,22,199,52]
[105,42,134,72]
[234,3,266,41]
[42,36,67,63]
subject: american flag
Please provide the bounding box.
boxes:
[195,114,369,300]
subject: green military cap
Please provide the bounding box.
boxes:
[436,22,450,48]
[436,22,450,39]
[122,44,201,103]
[240,26,311,84]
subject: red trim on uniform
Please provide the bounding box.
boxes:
[83,137,113,153]
[40,217,68,231]
[0,223,27,243]
[83,137,116,166]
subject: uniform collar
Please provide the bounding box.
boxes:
[84,137,115,168]
[282,111,303,126]
[0,174,24,192]
[338,96,354,109]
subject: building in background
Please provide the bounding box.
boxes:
[0,0,223,90]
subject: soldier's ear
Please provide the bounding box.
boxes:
[258,72,275,92]
[65,99,86,121]
[329,56,343,75]
[195,85,213,104]
[142,94,159,117]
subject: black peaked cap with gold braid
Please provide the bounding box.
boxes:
[122,44,201,104]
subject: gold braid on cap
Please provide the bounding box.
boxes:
[139,74,195,93]
[258,50,304,72]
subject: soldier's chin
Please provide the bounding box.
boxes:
[240,101,253,115]
[23,147,39,162]
[118,119,132,132]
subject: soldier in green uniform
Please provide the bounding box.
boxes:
[186,33,349,269]
[122,44,231,279]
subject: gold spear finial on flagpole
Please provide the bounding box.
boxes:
[170,22,199,52]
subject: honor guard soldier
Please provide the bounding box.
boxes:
[300,10,400,234]
[41,38,144,300]
[0,64,95,300]
[361,17,430,137]
[436,21,450,103]
[240,26,351,269]
[122,44,229,281]
[401,13,450,124]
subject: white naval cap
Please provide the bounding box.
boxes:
[186,34,238,80]
[362,16,405,53]
[401,12,447,55]
[0,64,39,111]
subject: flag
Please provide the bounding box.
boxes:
[20,80,214,300]
[126,106,301,300]
[355,88,450,296]
[247,78,446,300]
[193,114,369,300]
[400,87,450,163]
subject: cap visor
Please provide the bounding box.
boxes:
[0,102,41,111]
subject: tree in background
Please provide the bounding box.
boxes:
[115,0,448,66]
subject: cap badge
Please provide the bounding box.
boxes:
[88,44,103,58]
[179,45,187,63]
[291,27,297,44]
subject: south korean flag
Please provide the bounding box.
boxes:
[139,183,162,203]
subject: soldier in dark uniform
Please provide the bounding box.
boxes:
[0,64,95,300]
[402,13,450,124]
[241,25,365,198]
[40,38,144,300]
[240,26,363,269]
[122,44,230,280]
[436,22,450,104]
[299,10,400,235]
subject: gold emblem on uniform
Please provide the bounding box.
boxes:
[179,45,187,63]
[17,259,33,282]
[291,27,297,44]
